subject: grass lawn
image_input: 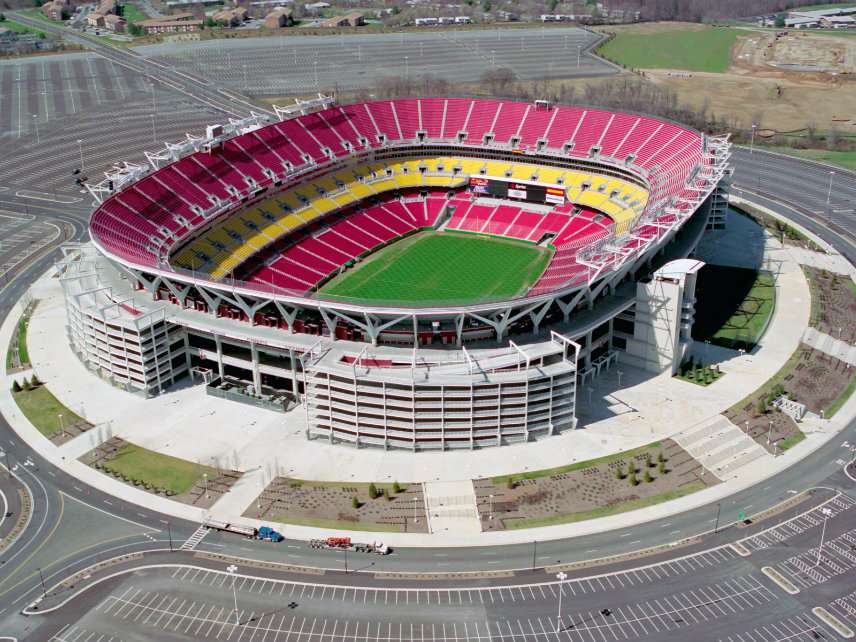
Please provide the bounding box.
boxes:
[491,442,662,484]
[826,372,856,418]
[119,2,147,24]
[758,147,856,172]
[598,27,740,72]
[503,481,705,529]
[692,266,776,350]
[778,431,806,452]
[16,317,29,365]
[316,231,550,306]
[0,18,44,35]
[270,515,403,532]
[14,8,63,27]
[102,443,216,494]
[13,386,84,438]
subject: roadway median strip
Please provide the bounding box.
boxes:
[812,607,854,638]
[761,566,799,595]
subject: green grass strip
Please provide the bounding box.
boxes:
[826,372,856,419]
[13,386,84,438]
[778,431,806,452]
[491,441,662,484]
[102,443,217,495]
[16,317,29,366]
[502,481,706,529]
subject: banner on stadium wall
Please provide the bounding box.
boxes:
[545,187,566,205]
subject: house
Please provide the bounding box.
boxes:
[137,14,202,32]
[211,6,247,25]
[87,11,106,26]
[319,11,363,27]
[41,0,67,21]
[264,7,293,27]
[104,13,126,31]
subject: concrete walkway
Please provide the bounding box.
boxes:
[423,480,480,535]
[802,327,856,367]
[1,206,854,545]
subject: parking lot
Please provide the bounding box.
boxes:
[138,27,616,98]
[0,212,63,281]
[0,53,223,194]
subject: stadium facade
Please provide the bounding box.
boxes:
[59,96,730,450]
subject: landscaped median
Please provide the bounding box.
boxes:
[11,378,91,442]
[81,437,241,508]
[475,440,716,531]
[244,477,428,533]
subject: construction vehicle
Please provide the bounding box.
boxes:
[309,536,390,555]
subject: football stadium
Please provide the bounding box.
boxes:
[59,96,731,450]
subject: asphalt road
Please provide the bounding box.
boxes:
[0,29,855,641]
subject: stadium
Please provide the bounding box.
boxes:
[59,96,731,451]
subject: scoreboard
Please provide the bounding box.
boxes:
[469,176,565,206]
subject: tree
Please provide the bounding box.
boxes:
[629,470,639,486]
[643,469,653,483]
[392,481,401,494]
[31,374,42,387]
[351,495,360,509]
[11,380,21,393]
[128,23,144,36]
[659,461,667,475]
[645,453,653,468]
[615,464,624,480]
[482,0,491,11]
[774,13,785,28]
[0,13,6,21]
[368,482,378,499]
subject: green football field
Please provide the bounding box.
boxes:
[315,231,551,306]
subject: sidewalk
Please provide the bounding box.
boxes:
[2,211,854,545]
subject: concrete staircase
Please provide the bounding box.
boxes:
[673,415,771,481]
[423,480,481,535]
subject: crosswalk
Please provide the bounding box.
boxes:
[179,525,210,551]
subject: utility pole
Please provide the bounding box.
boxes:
[555,571,567,633]
[227,564,239,625]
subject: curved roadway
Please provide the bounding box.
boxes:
[0,43,854,636]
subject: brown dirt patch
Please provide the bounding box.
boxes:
[473,439,716,531]
[803,266,856,341]
[244,478,429,533]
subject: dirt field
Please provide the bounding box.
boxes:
[803,266,856,341]
[597,22,856,132]
[473,440,716,530]
[245,478,428,533]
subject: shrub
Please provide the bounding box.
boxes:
[30,374,42,387]
[11,380,21,393]
[657,451,666,464]
[351,495,361,509]
[368,482,378,499]
[614,464,624,480]
[645,453,653,468]
[392,481,401,494]
[506,477,515,490]
[659,461,668,474]
[629,470,639,486]
[21,378,31,391]
[643,469,653,483]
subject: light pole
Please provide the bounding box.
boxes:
[58,413,65,438]
[489,494,494,521]
[713,502,721,534]
[413,495,418,523]
[77,139,84,172]
[226,564,239,625]
[826,171,835,215]
[556,571,567,633]
[815,507,834,567]
[405,55,409,81]
[577,44,581,68]
[749,123,757,154]
[150,113,157,144]
[203,472,209,498]
[32,114,40,145]
[766,419,773,445]
[313,60,318,88]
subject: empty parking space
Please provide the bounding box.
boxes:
[739,494,855,552]
[773,527,856,589]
